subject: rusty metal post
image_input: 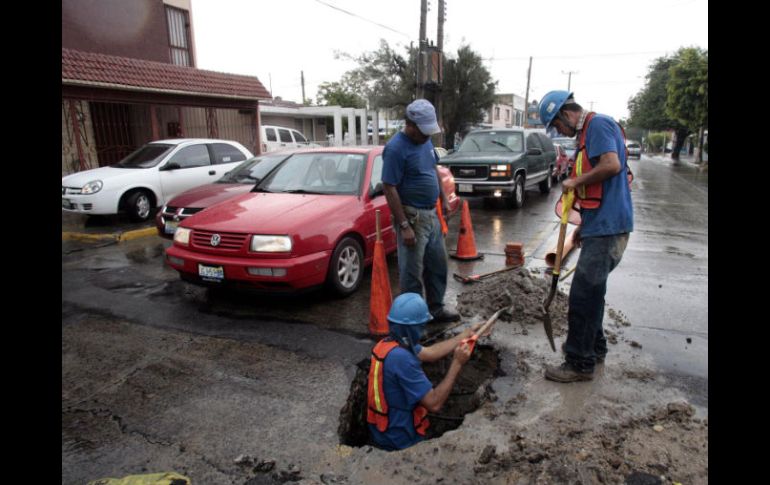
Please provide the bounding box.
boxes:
[68,99,87,171]
[177,106,185,137]
[254,101,262,155]
[150,105,160,140]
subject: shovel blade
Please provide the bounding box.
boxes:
[541,307,557,352]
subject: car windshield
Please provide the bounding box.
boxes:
[457,131,523,153]
[552,137,577,150]
[114,144,174,168]
[217,154,290,184]
[627,143,640,149]
[256,152,366,195]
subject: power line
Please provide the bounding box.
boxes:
[313,0,411,38]
[484,50,670,61]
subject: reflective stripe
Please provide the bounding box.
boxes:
[575,150,586,200]
[373,360,383,413]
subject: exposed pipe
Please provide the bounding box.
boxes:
[545,228,577,267]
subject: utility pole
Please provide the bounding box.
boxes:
[523,56,532,128]
[417,0,428,99]
[436,0,445,146]
[562,70,578,91]
[301,71,306,105]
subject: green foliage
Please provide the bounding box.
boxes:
[441,45,497,148]
[627,56,684,131]
[315,81,366,108]
[646,132,668,152]
[666,47,708,133]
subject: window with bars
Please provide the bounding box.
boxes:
[166,6,193,67]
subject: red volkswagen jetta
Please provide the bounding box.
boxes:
[165,146,459,296]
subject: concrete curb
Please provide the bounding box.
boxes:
[62,227,157,243]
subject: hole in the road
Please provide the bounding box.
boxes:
[338,345,501,448]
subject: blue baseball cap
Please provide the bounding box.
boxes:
[406,99,441,136]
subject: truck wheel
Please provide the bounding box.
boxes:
[507,174,525,209]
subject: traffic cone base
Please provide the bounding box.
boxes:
[450,200,483,260]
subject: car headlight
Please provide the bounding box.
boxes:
[250,235,292,252]
[493,165,508,171]
[174,227,191,245]
[81,180,103,195]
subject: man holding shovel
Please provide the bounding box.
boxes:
[538,91,633,382]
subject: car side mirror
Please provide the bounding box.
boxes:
[526,148,542,156]
[369,182,384,198]
[160,162,181,171]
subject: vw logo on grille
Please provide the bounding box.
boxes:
[210,234,221,247]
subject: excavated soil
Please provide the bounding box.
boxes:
[456,267,570,337]
[470,402,708,485]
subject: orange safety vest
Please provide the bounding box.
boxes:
[570,112,634,210]
[366,340,430,436]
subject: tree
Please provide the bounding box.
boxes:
[315,81,366,108]
[441,45,497,149]
[666,47,708,163]
[627,54,690,160]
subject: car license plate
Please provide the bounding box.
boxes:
[198,264,224,281]
[62,198,72,209]
[164,220,179,235]
[459,184,473,193]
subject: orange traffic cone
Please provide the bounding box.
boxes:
[450,200,484,260]
[436,198,448,236]
[369,210,392,336]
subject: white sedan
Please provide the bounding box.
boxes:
[62,138,253,221]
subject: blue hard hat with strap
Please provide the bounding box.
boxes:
[387,292,433,356]
[539,90,574,130]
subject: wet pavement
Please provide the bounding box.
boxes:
[62,154,708,484]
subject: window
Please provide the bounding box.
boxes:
[211,143,247,165]
[526,133,542,151]
[494,107,500,120]
[167,144,211,169]
[457,132,524,153]
[505,109,510,121]
[265,128,277,142]
[369,155,384,194]
[537,134,555,152]
[278,129,293,143]
[166,6,193,67]
[293,130,308,143]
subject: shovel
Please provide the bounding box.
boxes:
[541,189,575,352]
[452,264,521,284]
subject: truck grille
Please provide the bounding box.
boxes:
[449,165,488,180]
[192,230,248,251]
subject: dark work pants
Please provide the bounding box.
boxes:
[563,233,629,373]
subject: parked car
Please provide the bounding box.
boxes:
[434,147,449,159]
[261,125,320,153]
[165,147,460,296]
[439,128,557,209]
[552,136,577,162]
[156,151,296,238]
[626,140,642,159]
[62,139,253,221]
[552,144,571,182]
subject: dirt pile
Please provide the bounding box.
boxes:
[456,268,569,336]
[470,401,707,485]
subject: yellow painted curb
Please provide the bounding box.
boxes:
[118,227,158,242]
[62,227,158,243]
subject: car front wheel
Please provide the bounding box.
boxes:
[327,237,363,297]
[126,190,152,222]
[506,174,525,209]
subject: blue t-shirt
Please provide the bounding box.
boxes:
[580,114,634,237]
[368,344,433,451]
[382,132,440,209]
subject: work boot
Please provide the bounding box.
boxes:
[430,307,461,323]
[561,342,606,364]
[544,362,594,383]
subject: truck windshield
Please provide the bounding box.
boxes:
[458,132,524,153]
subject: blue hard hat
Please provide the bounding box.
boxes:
[387,292,433,325]
[539,90,574,129]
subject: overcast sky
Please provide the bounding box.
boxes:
[191,0,708,121]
